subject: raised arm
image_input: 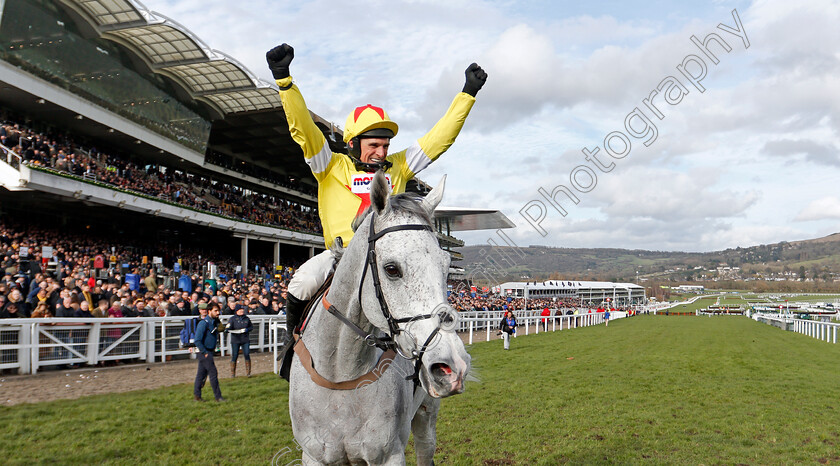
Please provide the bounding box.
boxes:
[267,44,334,182]
[400,63,487,178]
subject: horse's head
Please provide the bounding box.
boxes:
[354,171,471,398]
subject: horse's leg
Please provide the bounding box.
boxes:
[411,393,441,466]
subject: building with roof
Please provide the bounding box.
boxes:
[0,0,511,274]
[499,280,647,306]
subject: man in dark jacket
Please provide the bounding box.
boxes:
[226,305,253,377]
[193,302,224,402]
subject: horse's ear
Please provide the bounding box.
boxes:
[371,170,390,215]
[421,175,446,214]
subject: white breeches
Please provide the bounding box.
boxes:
[287,249,337,300]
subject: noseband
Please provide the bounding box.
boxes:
[322,212,445,385]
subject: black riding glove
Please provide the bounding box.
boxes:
[266,43,294,80]
[462,63,487,97]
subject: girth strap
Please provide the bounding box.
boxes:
[293,334,397,390]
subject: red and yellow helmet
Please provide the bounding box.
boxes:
[343,104,399,143]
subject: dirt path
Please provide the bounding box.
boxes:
[0,352,279,406]
[0,326,562,406]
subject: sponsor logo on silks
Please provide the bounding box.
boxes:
[347,173,394,216]
[350,173,392,194]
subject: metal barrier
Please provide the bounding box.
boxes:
[267,309,652,373]
[0,315,284,374]
[752,312,840,344]
[460,310,621,345]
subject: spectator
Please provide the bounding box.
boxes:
[0,302,21,318]
[55,296,75,317]
[226,305,253,377]
[499,310,517,351]
[74,300,93,318]
[247,298,263,315]
[193,302,224,402]
[144,269,158,293]
[5,288,29,317]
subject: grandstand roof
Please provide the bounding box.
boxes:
[434,207,515,231]
[60,0,283,117]
[57,0,346,185]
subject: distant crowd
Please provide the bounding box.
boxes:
[1,119,321,234]
[0,219,297,319]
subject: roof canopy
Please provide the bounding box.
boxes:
[61,0,283,116]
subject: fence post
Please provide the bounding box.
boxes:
[146,321,156,362]
[19,323,31,374]
[30,323,40,375]
[162,320,168,362]
[258,319,265,351]
[219,320,226,357]
[525,319,529,335]
[469,321,473,345]
[87,322,101,366]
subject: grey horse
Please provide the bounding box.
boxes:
[288,171,470,465]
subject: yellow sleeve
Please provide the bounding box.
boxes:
[401,92,476,180]
[276,77,334,182]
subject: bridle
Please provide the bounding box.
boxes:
[321,212,447,385]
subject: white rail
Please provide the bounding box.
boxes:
[0,315,283,374]
[459,310,620,345]
[269,308,661,374]
[751,312,840,344]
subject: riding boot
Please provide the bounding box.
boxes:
[283,294,306,346]
[245,360,251,377]
[280,294,307,382]
[230,361,236,378]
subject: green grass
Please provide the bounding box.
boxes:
[670,296,716,313]
[3,317,840,464]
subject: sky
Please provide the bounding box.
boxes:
[138,0,840,253]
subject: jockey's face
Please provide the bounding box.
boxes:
[357,137,390,165]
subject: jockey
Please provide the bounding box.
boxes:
[266,43,487,365]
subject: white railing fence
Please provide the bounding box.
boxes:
[4,307,661,375]
[751,312,840,344]
[269,308,660,373]
[460,310,616,345]
[0,315,283,375]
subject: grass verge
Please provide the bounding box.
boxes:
[2,316,839,464]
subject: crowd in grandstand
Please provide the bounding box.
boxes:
[0,219,628,320]
[1,120,321,234]
[447,293,620,314]
[0,219,296,319]
[205,150,317,197]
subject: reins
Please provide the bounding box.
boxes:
[299,212,444,390]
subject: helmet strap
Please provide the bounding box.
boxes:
[352,157,393,173]
[347,137,361,158]
[347,137,393,172]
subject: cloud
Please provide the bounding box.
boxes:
[795,197,840,221]
[139,0,840,253]
[762,139,840,167]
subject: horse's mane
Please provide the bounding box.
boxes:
[350,192,433,233]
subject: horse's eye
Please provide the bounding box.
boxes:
[384,264,402,278]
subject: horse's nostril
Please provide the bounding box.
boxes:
[431,363,453,379]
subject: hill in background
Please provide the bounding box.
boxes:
[460,232,840,285]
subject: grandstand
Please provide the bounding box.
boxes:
[499,280,647,306]
[0,0,512,278]
[0,0,333,272]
